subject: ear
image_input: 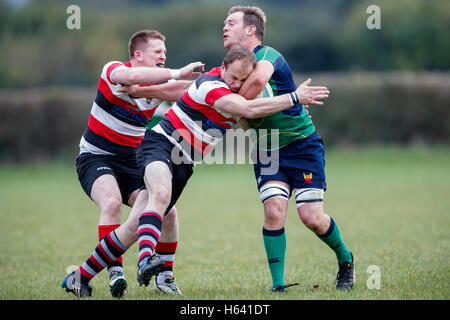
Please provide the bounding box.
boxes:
[247,25,257,37]
[134,50,142,61]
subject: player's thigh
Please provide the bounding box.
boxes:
[76,153,123,208]
[144,161,173,201]
[91,174,122,208]
[137,130,176,205]
[261,180,290,213]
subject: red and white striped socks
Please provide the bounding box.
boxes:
[137,211,163,264]
[78,230,127,285]
[155,241,178,274]
[98,224,123,276]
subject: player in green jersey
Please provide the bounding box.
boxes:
[223,6,354,292]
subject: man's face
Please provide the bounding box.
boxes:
[223,12,249,50]
[221,59,254,93]
[137,38,167,67]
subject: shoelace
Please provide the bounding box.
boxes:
[273,282,299,291]
[281,283,299,289]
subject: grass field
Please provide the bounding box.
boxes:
[0,147,449,300]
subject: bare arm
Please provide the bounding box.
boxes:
[214,92,293,119]
[238,60,274,99]
[111,62,204,85]
[214,79,329,119]
[117,80,193,102]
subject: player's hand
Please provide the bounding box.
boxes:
[295,78,329,106]
[117,85,140,98]
[180,62,205,79]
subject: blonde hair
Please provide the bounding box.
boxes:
[128,30,166,59]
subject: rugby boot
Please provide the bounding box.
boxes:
[153,273,182,295]
[61,271,93,298]
[109,270,127,298]
[336,252,355,290]
[137,254,165,287]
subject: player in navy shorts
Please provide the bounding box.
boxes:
[253,132,327,193]
[224,6,354,292]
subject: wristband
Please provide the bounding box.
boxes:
[291,91,300,105]
[170,69,181,80]
[288,92,295,106]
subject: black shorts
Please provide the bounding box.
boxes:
[137,130,194,215]
[76,152,142,206]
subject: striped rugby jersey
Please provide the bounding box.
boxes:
[152,67,236,163]
[79,61,162,156]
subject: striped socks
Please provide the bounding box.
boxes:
[138,211,163,265]
[78,230,127,285]
[155,241,178,274]
[98,224,123,275]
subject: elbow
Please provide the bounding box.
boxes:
[252,77,266,90]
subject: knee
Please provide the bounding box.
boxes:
[264,198,287,228]
[149,185,172,209]
[98,195,122,221]
[299,205,326,233]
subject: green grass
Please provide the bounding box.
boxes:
[0,147,449,300]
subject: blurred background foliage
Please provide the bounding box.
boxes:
[0,0,449,87]
[0,0,449,161]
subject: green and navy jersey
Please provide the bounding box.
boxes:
[249,45,315,150]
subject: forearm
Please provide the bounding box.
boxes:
[238,74,266,100]
[215,92,292,119]
[238,59,273,100]
[130,81,192,102]
[112,67,176,86]
[245,94,292,119]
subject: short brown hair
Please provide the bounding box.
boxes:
[223,46,257,69]
[228,6,266,42]
[128,30,166,59]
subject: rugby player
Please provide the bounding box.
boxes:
[223,6,354,292]
[69,29,203,297]
[61,46,329,298]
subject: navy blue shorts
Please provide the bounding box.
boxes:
[137,129,194,215]
[76,152,142,206]
[253,132,327,191]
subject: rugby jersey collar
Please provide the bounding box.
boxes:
[253,44,264,53]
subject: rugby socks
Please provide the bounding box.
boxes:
[137,211,163,265]
[262,227,286,288]
[317,217,353,264]
[155,241,178,274]
[78,230,127,285]
[98,224,123,276]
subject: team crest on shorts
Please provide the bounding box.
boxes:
[303,172,312,183]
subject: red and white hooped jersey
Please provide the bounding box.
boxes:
[79,61,162,156]
[153,67,236,163]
